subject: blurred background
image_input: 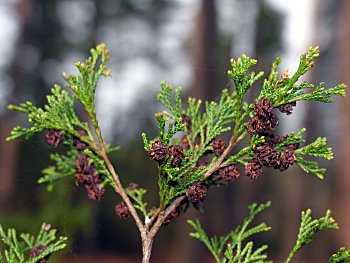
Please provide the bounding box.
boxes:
[0,0,350,262]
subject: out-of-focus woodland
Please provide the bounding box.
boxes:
[0,0,350,262]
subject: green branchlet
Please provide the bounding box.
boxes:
[285,209,338,263]
[39,149,79,191]
[7,85,84,141]
[125,187,149,220]
[259,47,345,106]
[190,203,342,263]
[188,202,272,263]
[227,55,264,101]
[7,44,115,194]
[329,247,350,263]
[0,223,67,263]
[63,43,110,129]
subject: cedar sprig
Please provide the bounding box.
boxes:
[0,223,67,263]
[63,44,110,128]
[6,44,117,201]
[143,46,345,211]
[39,149,79,191]
[125,187,149,221]
[328,247,350,263]
[189,204,343,263]
[7,85,89,142]
[285,209,338,263]
[259,47,346,106]
[227,55,264,101]
[188,202,272,263]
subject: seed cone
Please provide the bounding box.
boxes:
[186,183,207,205]
[115,202,129,218]
[254,143,279,167]
[254,98,273,118]
[73,129,88,150]
[219,165,240,181]
[248,99,279,135]
[168,145,184,167]
[45,129,65,147]
[278,101,296,115]
[244,159,263,179]
[148,141,168,162]
[278,147,297,171]
[75,154,104,200]
[210,137,226,156]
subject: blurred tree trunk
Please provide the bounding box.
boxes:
[336,0,350,248]
[188,0,218,101]
[170,1,218,263]
[0,0,32,208]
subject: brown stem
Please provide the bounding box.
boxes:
[101,146,144,232]
[203,137,237,179]
[96,128,145,233]
[141,231,154,263]
[149,196,186,238]
[146,207,161,229]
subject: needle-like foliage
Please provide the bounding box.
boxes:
[5,44,348,262]
[189,204,342,263]
[188,202,271,263]
[0,223,67,263]
[329,247,350,263]
[285,209,338,263]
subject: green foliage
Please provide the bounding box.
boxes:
[329,247,350,263]
[144,84,243,206]
[39,149,79,191]
[227,55,264,101]
[125,187,149,221]
[272,128,333,179]
[7,85,88,141]
[294,137,333,179]
[141,46,345,209]
[285,209,338,263]
[7,44,116,194]
[157,81,183,121]
[259,47,346,106]
[63,44,111,128]
[190,203,343,263]
[188,202,271,263]
[7,44,110,143]
[0,223,67,263]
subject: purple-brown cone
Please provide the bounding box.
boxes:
[210,137,226,156]
[73,129,88,150]
[254,143,279,167]
[168,145,184,167]
[244,159,263,179]
[115,202,129,218]
[45,129,65,147]
[186,183,207,205]
[278,147,297,171]
[148,141,168,162]
[278,102,296,115]
[218,165,240,181]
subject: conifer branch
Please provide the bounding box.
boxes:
[6,44,347,263]
[285,209,338,263]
